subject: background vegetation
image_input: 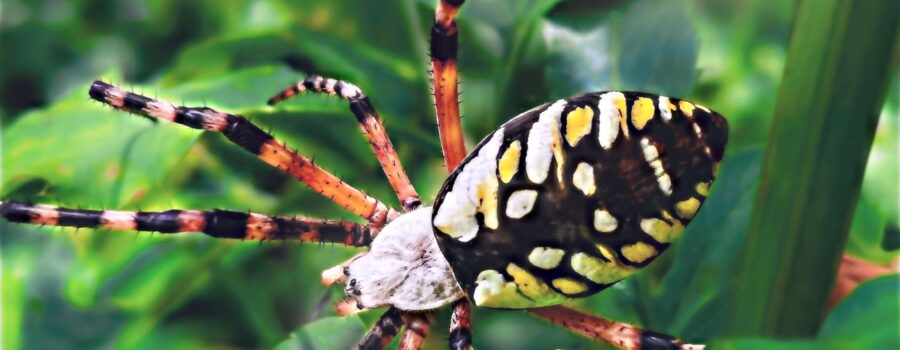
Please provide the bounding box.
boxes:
[1,0,897,349]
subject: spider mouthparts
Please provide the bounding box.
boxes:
[335,297,363,316]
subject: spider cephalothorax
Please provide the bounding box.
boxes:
[1,1,725,349]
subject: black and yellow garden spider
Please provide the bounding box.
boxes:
[1,1,727,349]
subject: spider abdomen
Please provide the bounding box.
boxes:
[432,91,728,309]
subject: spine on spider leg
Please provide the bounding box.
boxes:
[431,0,467,171]
[0,201,372,246]
[88,80,388,222]
[267,76,421,211]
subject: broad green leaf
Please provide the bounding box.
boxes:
[819,274,900,348]
[651,149,763,338]
[2,87,199,208]
[542,21,612,98]
[713,275,900,349]
[846,198,896,264]
[617,0,700,96]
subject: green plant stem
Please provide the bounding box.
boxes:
[729,0,898,337]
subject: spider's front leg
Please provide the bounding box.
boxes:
[358,308,404,350]
[268,76,420,211]
[398,312,434,350]
[89,81,395,226]
[0,201,372,245]
[449,299,473,350]
[529,305,704,350]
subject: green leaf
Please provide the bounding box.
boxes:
[729,0,898,337]
[542,21,612,98]
[713,275,900,349]
[274,316,366,350]
[616,0,700,96]
[846,197,896,264]
[1,88,199,208]
[819,274,900,347]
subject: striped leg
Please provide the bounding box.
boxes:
[431,0,467,171]
[449,298,473,350]
[398,312,433,350]
[528,306,704,350]
[268,76,420,211]
[358,307,404,350]
[0,201,372,246]
[89,81,393,225]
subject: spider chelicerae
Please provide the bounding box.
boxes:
[1,1,728,349]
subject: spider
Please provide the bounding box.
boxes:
[1,1,728,349]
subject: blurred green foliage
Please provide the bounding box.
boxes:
[1,0,897,349]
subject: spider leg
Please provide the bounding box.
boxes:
[398,312,434,350]
[268,76,420,211]
[358,307,404,350]
[0,201,371,246]
[529,305,705,350]
[448,298,473,350]
[88,81,394,225]
[431,0,467,171]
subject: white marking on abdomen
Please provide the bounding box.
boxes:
[572,162,596,196]
[506,190,539,219]
[597,92,622,149]
[658,96,673,121]
[433,131,505,242]
[526,100,567,184]
[640,138,673,195]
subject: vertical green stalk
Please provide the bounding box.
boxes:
[729,0,898,338]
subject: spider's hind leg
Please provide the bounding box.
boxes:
[529,305,705,350]
[268,76,420,212]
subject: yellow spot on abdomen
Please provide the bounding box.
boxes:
[571,252,633,284]
[552,278,588,295]
[631,97,655,130]
[473,270,533,308]
[613,93,629,137]
[696,182,711,196]
[498,141,521,183]
[565,106,593,147]
[551,124,565,184]
[675,197,701,219]
[637,211,688,243]
[621,242,658,263]
[679,101,695,117]
[477,176,500,229]
[507,264,562,304]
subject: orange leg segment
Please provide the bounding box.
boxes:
[268,76,420,211]
[448,298,473,350]
[89,81,392,225]
[398,312,434,350]
[529,306,704,350]
[0,201,372,246]
[431,0,467,172]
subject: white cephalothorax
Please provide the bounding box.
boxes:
[345,207,464,311]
